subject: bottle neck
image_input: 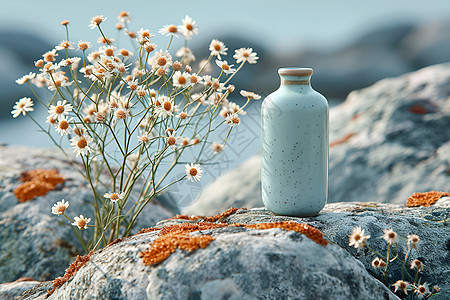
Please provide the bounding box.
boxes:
[280,75,311,87]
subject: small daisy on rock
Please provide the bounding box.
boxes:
[348,226,370,250]
[72,215,91,230]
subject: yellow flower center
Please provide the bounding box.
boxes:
[178,76,186,85]
[110,193,120,201]
[222,64,230,71]
[157,57,167,66]
[55,105,65,114]
[167,136,176,145]
[77,138,87,149]
[186,24,193,30]
[59,120,69,130]
[189,168,198,176]
[163,101,172,111]
[168,25,178,33]
[92,16,103,25]
[214,44,221,51]
[105,49,114,56]
[78,219,87,228]
[190,76,198,84]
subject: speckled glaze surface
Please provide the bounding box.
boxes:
[261,68,329,216]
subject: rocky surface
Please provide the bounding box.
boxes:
[185,63,450,215]
[16,198,450,300]
[0,279,41,299]
[0,145,178,284]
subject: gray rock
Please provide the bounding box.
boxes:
[185,63,450,215]
[400,20,450,69]
[0,279,40,300]
[17,210,399,300]
[0,145,177,283]
[19,198,449,299]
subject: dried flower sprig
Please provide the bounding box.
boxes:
[14,12,260,255]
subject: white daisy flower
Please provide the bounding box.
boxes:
[48,99,73,120]
[383,228,398,245]
[72,215,91,230]
[188,73,203,86]
[348,226,370,250]
[89,15,106,29]
[158,24,182,37]
[55,116,73,136]
[55,40,74,51]
[166,130,179,149]
[11,97,34,118]
[209,39,227,59]
[118,11,131,23]
[240,90,261,100]
[172,71,190,88]
[393,280,409,295]
[175,47,196,64]
[233,47,259,64]
[156,96,175,118]
[150,50,173,70]
[119,48,133,58]
[16,72,36,85]
[416,283,430,298]
[87,51,101,63]
[215,60,236,74]
[180,15,198,40]
[42,49,58,62]
[51,199,69,215]
[114,107,130,121]
[99,45,116,57]
[59,57,81,67]
[225,113,240,126]
[228,102,246,115]
[185,163,203,182]
[104,192,125,203]
[136,28,155,44]
[70,134,94,157]
[78,41,92,51]
[210,78,225,92]
[211,142,224,153]
[138,131,153,143]
[407,234,419,249]
[46,72,72,91]
[46,116,58,126]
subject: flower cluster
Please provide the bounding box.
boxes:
[14,13,260,252]
[348,227,440,298]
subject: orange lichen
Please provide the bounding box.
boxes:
[165,207,243,222]
[408,105,428,115]
[140,210,328,266]
[406,191,450,207]
[242,221,328,246]
[46,251,93,297]
[14,169,65,202]
[139,222,227,265]
[329,132,356,148]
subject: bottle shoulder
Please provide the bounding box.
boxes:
[263,85,328,109]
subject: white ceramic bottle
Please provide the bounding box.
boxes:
[261,68,329,216]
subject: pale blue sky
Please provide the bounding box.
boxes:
[2,0,450,53]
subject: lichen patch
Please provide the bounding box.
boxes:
[140,210,328,266]
[14,169,65,202]
[406,191,450,207]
